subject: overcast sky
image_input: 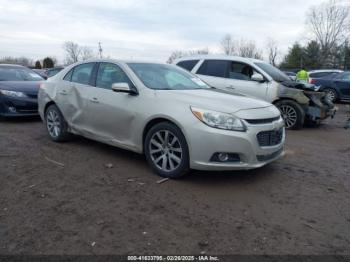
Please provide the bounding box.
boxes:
[0,0,325,64]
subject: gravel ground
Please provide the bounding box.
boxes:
[0,104,349,255]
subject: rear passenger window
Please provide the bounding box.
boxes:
[197,60,228,78]
[63,69,73,81]
[176,60,199,71]
[96,63,132,90]
[71,63,95,85]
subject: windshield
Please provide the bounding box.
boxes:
[0,66,44,81]
[255,62,290,83]
[128,63,210,90]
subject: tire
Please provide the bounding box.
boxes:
[275,100,304,130]
[45,104,70,142]
[144,122,190,178]
[323,88,338,103]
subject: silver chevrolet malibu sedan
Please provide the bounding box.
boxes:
[38,59,285,178]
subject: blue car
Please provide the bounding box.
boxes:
[0,64,43,117]
[312,71,350,103]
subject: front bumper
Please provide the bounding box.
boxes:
[187,118,285,171]
[0,95,38,117]
[304,91,337,121]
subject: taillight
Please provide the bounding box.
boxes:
[310,79,316,84]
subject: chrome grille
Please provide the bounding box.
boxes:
[257,128,283,147]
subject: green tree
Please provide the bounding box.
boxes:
[280,42,305,69]
[43,57,54,68]
[343,41,350,70]
[34,60,42,69]
[304,41,322,69]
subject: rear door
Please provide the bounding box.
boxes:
[334,73,350,99]
[56,62,96,134]
[85,62,139,148]
[195,60,230,89]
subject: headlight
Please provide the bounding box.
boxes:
[191,106,246,131]
[0,90,27,98]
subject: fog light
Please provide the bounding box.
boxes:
[210,152,240,163]
[218,153,229,162]
[8,106,17,113]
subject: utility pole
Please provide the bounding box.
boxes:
[98,42,103,59]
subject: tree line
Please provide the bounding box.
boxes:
[168,0,350,70]
[1,0,348,71]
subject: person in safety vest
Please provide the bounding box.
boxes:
[296,67,309,83]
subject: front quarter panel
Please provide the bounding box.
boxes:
[277,85,310,105]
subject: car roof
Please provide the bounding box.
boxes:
[0,64,26,68]
[71,59,168,65]
[174,55,265,64]
[309,69,343,73]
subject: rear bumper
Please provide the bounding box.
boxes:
[0,95,38,117]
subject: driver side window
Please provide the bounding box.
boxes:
[96,63,132,90]
[228,61,259,81]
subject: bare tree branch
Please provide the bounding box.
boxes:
[220,34,235,55]
[266,38,279,66]
[306,0,350,64]
[63,41,82,64]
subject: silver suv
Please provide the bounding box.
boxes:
[175,55,336,129]
[38,59,285,178]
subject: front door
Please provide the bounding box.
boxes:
[225,61,268,100]
[85,62,139,149]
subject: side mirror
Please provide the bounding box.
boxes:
[251,73,265,82]
[111,82,137,95]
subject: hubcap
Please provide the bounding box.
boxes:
[279,105,297,128]
[46,110,61,138]
[326,90,336,102]
[149,130,182,172]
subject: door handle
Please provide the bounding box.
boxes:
[59,90,67,95]
[226,85,235,89]
[90,97,99,103]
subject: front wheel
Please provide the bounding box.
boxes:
[144,122,189,178]
[275,100,304,130]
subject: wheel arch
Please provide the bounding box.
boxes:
[142,117,186,153]
[44,101,57,116]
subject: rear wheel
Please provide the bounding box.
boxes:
[275,100,304,130]
[324,88,338,103]
[144,122,189,178]
[45,104,70,142]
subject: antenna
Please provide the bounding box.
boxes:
[98,42,103,58]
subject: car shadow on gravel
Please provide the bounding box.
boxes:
[184,165,274,183]
[63,134,275,185]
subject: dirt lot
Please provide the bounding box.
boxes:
[0,104,349,255]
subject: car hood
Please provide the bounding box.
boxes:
[0,81,41,95]
[155,88,280,118]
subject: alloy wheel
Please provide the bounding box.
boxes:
[149,130,183,172]
[279,105,297,129]
[46,109,61,138]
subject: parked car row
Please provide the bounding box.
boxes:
[33,67,64,79]
[0,56,345,178]
[0,64,43,117]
